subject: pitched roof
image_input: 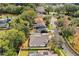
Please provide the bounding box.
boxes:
[29,33,49,47]
[36,6,45,13]
[0,18,12,27]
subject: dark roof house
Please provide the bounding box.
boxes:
[34,16,48,33]
[0,18,12,28]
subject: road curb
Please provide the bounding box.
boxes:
[65,38,79,56]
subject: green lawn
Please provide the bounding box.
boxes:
[54,48,67,56]
[59,49,67,56]
[18,39,29,56]
[48,24,53,30]
[0,13,17,19]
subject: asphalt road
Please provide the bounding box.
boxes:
[50,16,77,56]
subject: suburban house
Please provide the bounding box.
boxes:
[34,16,48,33]
[34,16,45,26]
[29,15,51,47]
[28,14,54,55]
[33,24,48,33]
[0,18,12,28]
[29,33,51,47]
[63,16,71,27]
[36,6,45,14]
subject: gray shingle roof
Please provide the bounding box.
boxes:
[0,18,12,27]
[29,33,49,47]
[36,6,45,13]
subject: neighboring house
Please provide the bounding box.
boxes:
[29,33,51,47]
[0,18,12,28]
[29,16,50,47]
[36,6,45,14]
[63,16,71,27]
[34,16,45,25]
[29,50,58,56]
[34,16,48,33]
[33,24,47,33]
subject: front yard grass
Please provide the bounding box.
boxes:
[18,39,29,56]
[0,13,17,19]
[48,24,53,30]
[54,47,66,56]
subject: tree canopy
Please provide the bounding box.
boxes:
[0,29,26,56]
